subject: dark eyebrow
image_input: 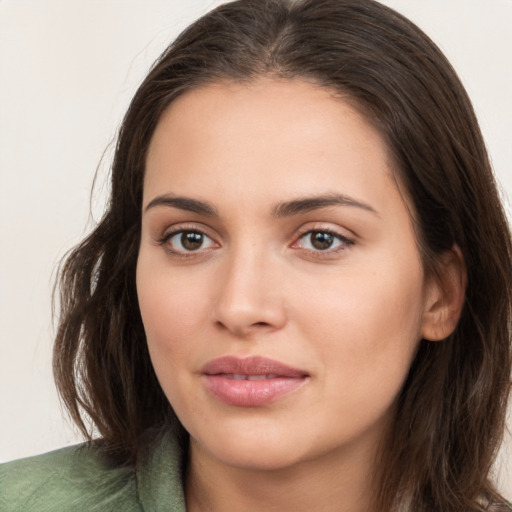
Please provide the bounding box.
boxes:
[144,192,378,218]
[144,194,218,216]
[272,193,379,218]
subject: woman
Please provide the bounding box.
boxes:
[1,0,511,510]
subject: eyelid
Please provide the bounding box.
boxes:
[157,223,220,257]
[154,221,354,259]
[158,221,217,241]
[290,224,355,254]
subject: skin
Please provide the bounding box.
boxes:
[136,79,457,512]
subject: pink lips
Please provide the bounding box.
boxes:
[201,356,309,407]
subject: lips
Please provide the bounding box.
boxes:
[201,356,309,407]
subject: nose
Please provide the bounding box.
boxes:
[211,248,287,338]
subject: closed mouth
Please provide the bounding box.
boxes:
[201,355,308,378]
[201,356,309,407]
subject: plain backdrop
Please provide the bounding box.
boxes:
[1,0,511,500]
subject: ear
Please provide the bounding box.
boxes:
[421,245,467,342]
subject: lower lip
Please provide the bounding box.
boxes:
[203,375,308,407]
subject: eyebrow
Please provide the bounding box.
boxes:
[144,192,379,218]
[272,193,379,218]
[145,195,218,216]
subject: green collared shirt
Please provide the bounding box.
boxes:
[0,430,186,512]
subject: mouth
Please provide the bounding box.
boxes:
[201,356,309,407]
[223,374,281,380]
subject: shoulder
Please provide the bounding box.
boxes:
[0,442,141,512]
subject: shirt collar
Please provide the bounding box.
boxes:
[136,428,187,512]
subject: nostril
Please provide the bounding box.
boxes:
[214,319,272,335]
[212,294,287,335]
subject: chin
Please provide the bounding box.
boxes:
[204,443,304,472]
[188,421,312,472]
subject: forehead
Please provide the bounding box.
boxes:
[143,78,402,218]
[148,78,390,162]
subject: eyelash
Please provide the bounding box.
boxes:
[157,226,354,260]
[292,228,354,256]
[158,227,218,259]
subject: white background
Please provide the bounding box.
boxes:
[1,0,511,500]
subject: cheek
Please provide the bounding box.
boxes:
[136,259,211,369]
[297,273,424,445]
[136,260,214,418]
[138,260,204,332]
[300,255,425,394]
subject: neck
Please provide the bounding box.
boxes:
[185,437,380,512]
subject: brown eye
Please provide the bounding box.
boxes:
[181,231,204,251]
[310,231,335,250]
[164,230,216,253]
[296,230,352,252]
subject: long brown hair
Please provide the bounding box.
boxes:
[53,1,512,509]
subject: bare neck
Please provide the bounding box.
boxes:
[184,438,379,512]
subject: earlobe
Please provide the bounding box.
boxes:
[421,245,467,342]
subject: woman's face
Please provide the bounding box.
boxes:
[137,79,433,472]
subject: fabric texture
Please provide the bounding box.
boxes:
[0,430,186,512]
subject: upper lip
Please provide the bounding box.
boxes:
[201,356,308,378]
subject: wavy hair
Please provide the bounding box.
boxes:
[53,0,512,510]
